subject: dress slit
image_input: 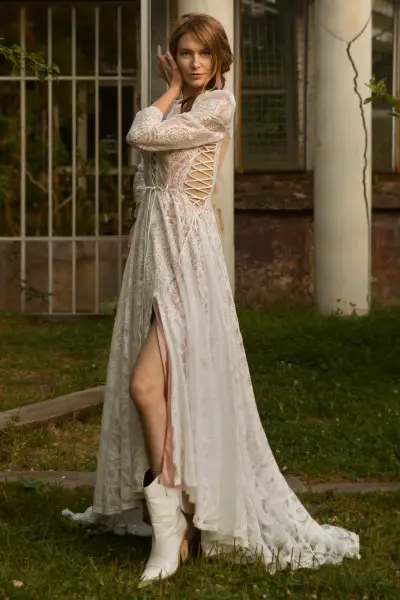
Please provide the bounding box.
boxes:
[152,299,176,488]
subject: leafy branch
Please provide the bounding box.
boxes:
[364,76,400,118]
[0,37,59,80]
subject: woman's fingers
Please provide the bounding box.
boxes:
[157,46,169,66]
[158,55,169,72]
[156,46,176,84]
[157,46,168,70]
[165,52,178,71]
[164,52,181,87]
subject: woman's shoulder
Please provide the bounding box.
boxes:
[197,89,236,109]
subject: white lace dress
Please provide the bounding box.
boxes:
[63,89,360,571]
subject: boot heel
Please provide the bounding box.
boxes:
[179,533,189,563]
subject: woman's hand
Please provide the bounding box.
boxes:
[152,47,182,113]
[157,45,182,92]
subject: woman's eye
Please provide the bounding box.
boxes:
[202,51,211,56]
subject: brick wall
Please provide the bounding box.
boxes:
[234,173,400,307]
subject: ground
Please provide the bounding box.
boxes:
[0,308,400,599]
[0,484,399,599]
[0,313,110,411]
[1,308,399,479]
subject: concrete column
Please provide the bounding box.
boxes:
[314,0,372,315]
[176,0,235,290]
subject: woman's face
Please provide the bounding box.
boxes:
[175,32,214,93]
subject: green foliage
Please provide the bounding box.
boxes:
[0,83,131,238]
[0,6,139,242]
[0,37,64,240]
[364,76,400,118]
[0,36,133,239]
[0,37,59,80]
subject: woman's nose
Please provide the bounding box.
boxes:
[191,54,200,69]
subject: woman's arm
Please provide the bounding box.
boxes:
[152,83,181,116]
[126,90,236,152]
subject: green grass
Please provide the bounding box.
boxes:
[240,308,400,480]
[0,411,100,472]
[0,313,111,411]
[0,484,399,600]
[1,308,400,479]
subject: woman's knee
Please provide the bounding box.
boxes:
[129,370,158,409]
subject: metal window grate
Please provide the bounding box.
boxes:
[0,2,140,314]
[240,0,307,171]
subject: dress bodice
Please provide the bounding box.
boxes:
[127,90,236,205]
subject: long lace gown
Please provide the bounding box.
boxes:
[64,89,360,571]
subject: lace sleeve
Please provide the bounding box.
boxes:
[132,159,146,219]
[126,90,235,152]
[133,159,145,197]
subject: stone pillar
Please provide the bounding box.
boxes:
[314,0,372,314]
[176,0,235,290]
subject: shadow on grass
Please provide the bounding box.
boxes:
[0,483,399,599]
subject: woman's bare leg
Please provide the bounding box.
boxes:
[129,322,167,476]
[131,322,189,587]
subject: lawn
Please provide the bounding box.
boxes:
[0,483,399,600]
[1,308,400,479]
[0,313,111,411]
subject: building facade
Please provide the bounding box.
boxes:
[0,0,398,313]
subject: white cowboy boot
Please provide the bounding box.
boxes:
[138,477,189,588]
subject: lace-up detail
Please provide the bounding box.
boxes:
[184,144,217,204]
[151,153,157,184]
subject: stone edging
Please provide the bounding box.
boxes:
[0,470,96,489]
[1,390,399,494]
[0,387,105,430]
[1,471,399,494]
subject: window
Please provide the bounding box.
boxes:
[239,0,397,173]
[0,2,140,314]
[239,0,307,171]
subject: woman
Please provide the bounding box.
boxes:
[65,12,360,587]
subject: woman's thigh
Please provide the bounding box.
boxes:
[130,321,166,405]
